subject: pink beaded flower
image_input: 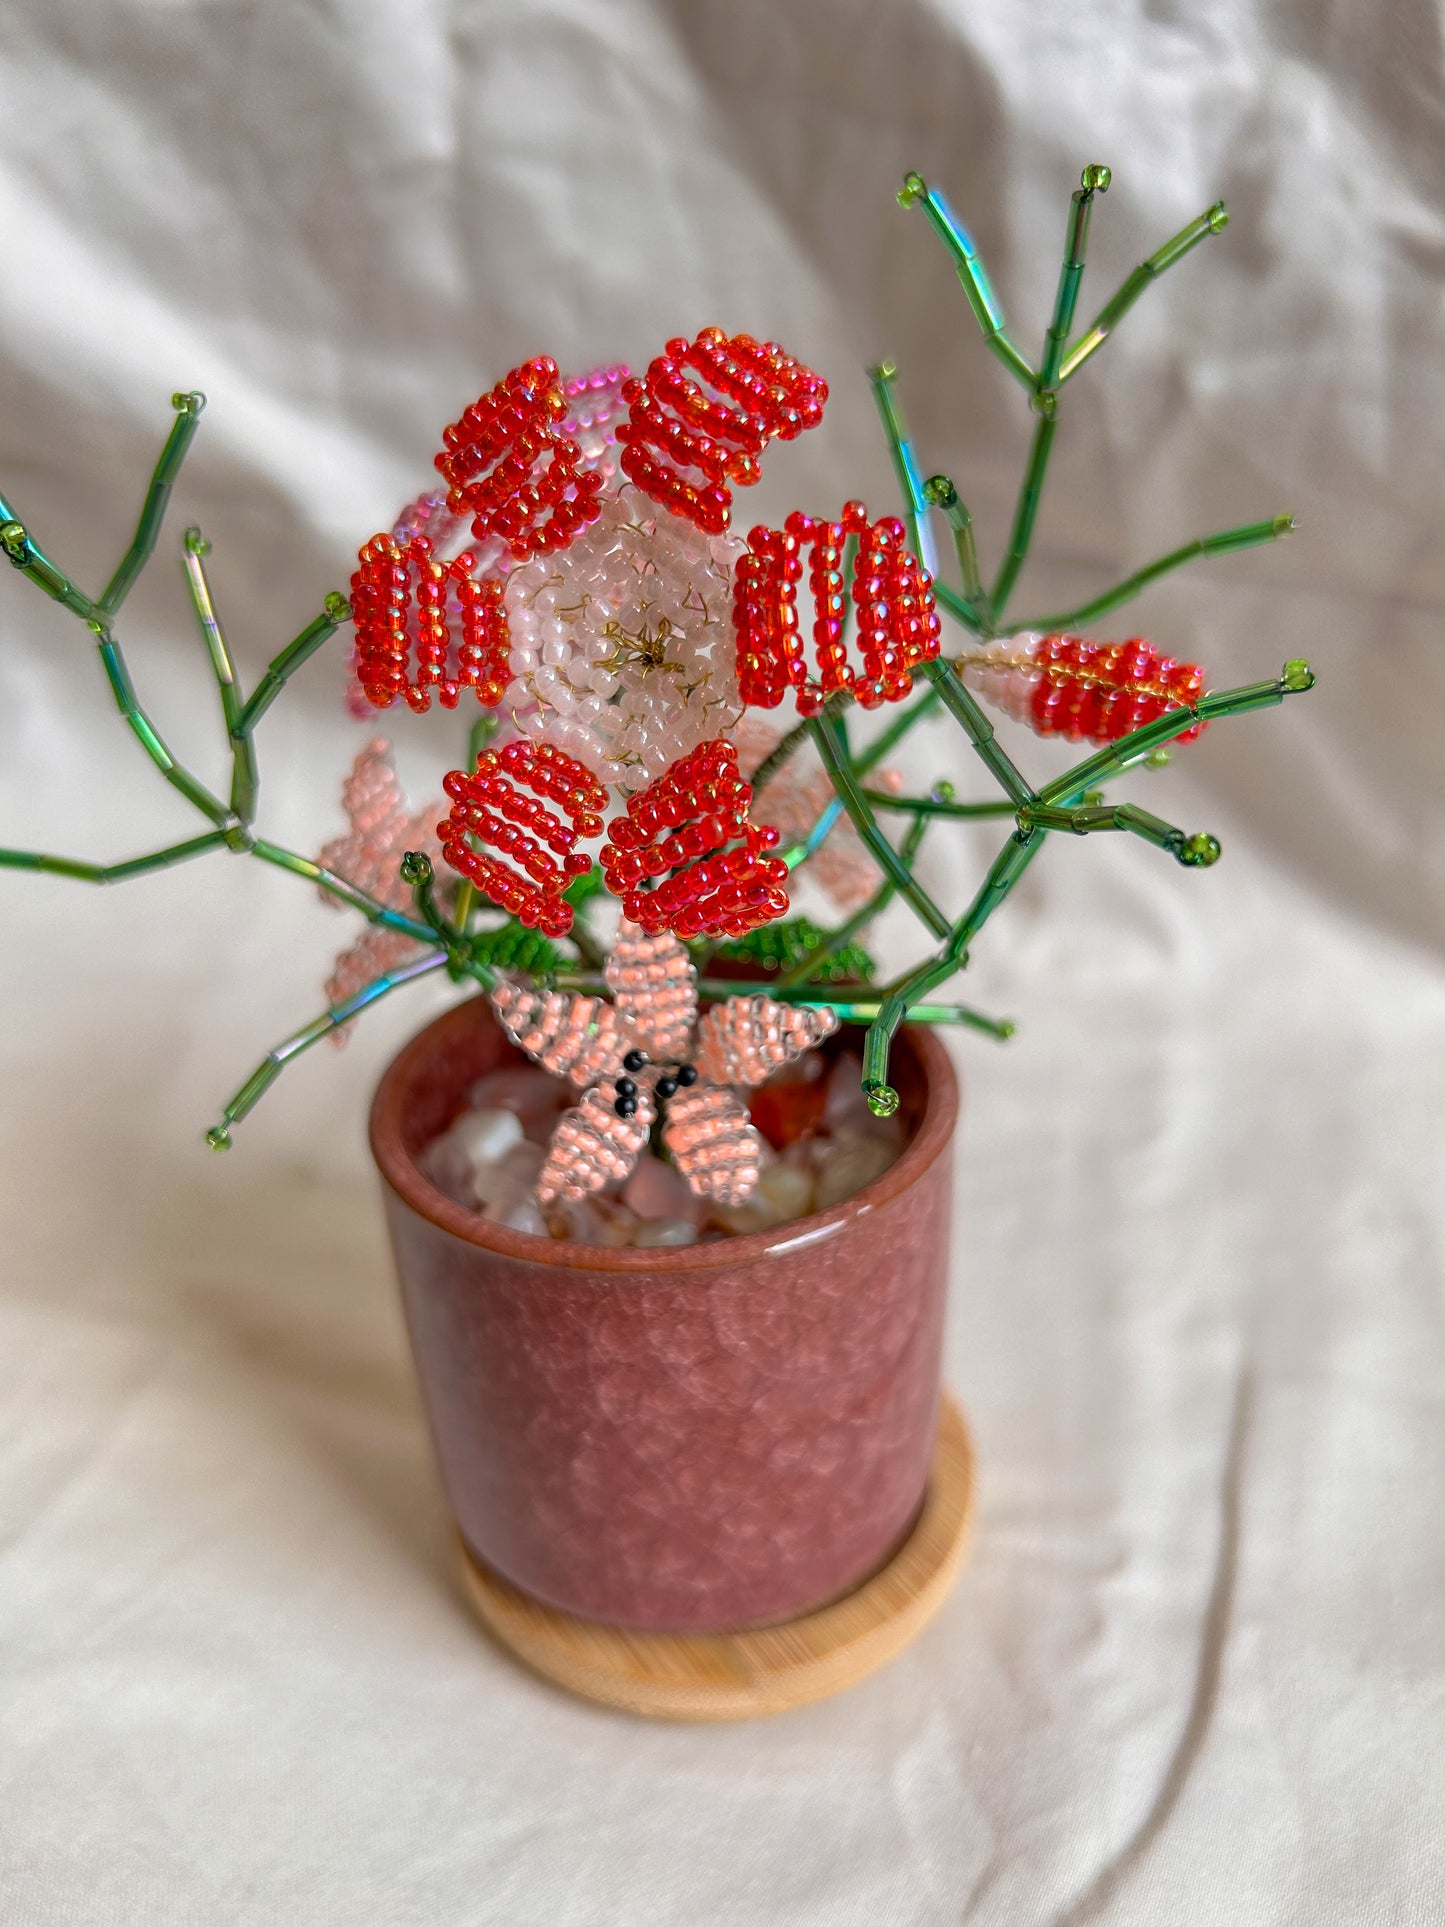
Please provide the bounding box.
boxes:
[315,740,444,1043]
[488,922,837,1206]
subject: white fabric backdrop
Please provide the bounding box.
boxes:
[1,2,1442,1921]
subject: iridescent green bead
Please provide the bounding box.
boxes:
[323,590,351,621]
[863,1080,900,1119]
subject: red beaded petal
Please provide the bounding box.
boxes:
[349,532,511,713]
[433,357,603,563]
[599,738,789,939]
[616,328,828,534]
[732,504,941,712]
[438,741,608,935]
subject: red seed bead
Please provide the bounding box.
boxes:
[438,742,607,934]
[617,328,828,533]
[1024,634,1206,744]
[599,738,789,939]
[349,532,511,713]
[732,502,941,713]
[433,358,602,562]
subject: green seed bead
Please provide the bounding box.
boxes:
[1,521,28,563]
[1081,164,1112,193]
[1282,658,1315,692]
[400,850,433,886]
[897,172,926,209]
[172,390,206,415]
[205,1125,232,1152]
[323,590,351,621]
[1182,832,1222,867]
[864,1081,900,1119]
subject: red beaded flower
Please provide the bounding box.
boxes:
[616,328,828,535]
[958,632,1207,744]
[734,501,942,714]
[599,738,789,939]
[439,740,607,937]
[434,356,605,562]
[350,532,510,713]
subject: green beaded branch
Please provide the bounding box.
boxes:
[0,163,1315,1141]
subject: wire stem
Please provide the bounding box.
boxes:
[1060,201,1229,383]
[237,601,349,733]
[897,173,1036,389]
[0,829,230,883]
[809,714,951,940]
[868,361,936,571]
[990,402,1057,618]
[1003,514,1297,635]
[207,950,449,1147]
[863,788,1017,820]
[249,838,433,941]
[99,394,206,618]
[921,475,987,628]
[96,633,233,828]
[182,527,260,823]
[1041,165,1110,390]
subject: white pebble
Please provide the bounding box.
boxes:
[633,1217,699,1248]
[451,1106,524,1169]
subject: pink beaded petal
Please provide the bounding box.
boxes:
[317,739,441,907]
[489,983,634,1088]
[603,920,698,1063]
[693,993,839,1088]
[661,1084,762,1205]
[537,1083,657,1203]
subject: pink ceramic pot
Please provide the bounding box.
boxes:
[370,997,958,1634]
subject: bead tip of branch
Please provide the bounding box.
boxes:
[897,172,927,210]
[1274,513,1298,536]
[922,474,956,508]
[1179,832,1222,867]
[863,1080,900,1118]
[1,521,27,565]
[205,1124,232,1152]
[1208,202,1229,234]
[323,590,351,621]
[183,524,210,556]
[1081,164,1112,193]
[1282,658,1315,692]
[171,391,206,417]
[399,849,433,886]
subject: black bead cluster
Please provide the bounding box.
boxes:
[612,1051,698,1118]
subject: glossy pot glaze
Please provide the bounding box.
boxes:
[370,997,958,1633]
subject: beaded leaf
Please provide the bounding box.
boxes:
[314,739,444,1046]
[957,632,1207,744]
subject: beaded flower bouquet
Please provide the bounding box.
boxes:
[1,168,1311,1716]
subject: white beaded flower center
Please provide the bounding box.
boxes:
[504,485,744,792]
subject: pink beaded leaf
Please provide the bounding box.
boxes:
[314,740,444,1046]
[489,920,837,1206]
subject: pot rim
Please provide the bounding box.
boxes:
[369,994,959,1274]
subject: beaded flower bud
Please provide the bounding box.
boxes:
[438,740,607,936]
[599,737,789,940]
[957,632,1207,743]
[617,328,828,534]
[434,356,604,563]
[350,532,510,712]
[734,501,942,713]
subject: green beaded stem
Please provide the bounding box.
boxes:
[207,949,449,1149]
[0,829,230,884]
[897,173,1036,388]
[182,527,259,824]
[921,475,986,627]
[1059,202,1229,384]
[863,788,1016,821]
[775,812,928,990]
[99,393,206,618]
[917,658,1035,806]
[808,714,951,941]
[868,362,936,573]
[1003,515,1297,637]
